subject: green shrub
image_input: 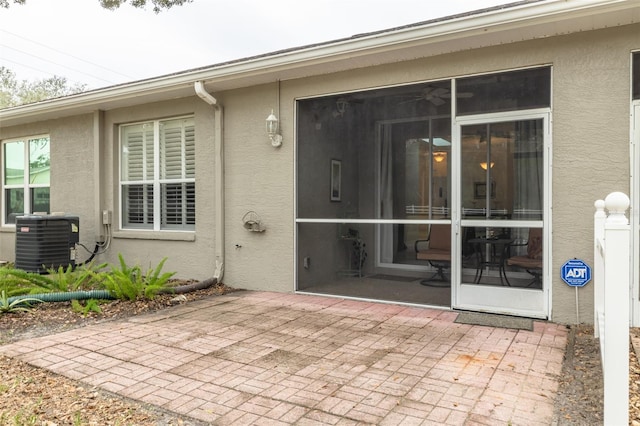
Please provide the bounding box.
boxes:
[45,262,107,292]
[99,254,143,301]
[0,267,50,295]
[99,254,174,301]
[142,257,175,299]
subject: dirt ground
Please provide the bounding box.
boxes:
[1,288,639,425]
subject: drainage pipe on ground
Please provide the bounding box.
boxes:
[7,277,222,305]
[8,290,115,305]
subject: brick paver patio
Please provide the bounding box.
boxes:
[0,291,567,425]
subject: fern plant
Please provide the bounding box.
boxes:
[97,254,174,300]
[45,265,78,292]
[142,257,175,299]
[100,254,144,301]
[0,267,52,294]
[46,262,107,292]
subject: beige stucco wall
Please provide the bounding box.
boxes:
[0,114,97,262]
[0,22,637,323]
[222,84,295,293]
[550,27,634,324]
[100,97,218,280]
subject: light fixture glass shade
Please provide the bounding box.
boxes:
[433,152,446,163]
[480,161,495,170]
[266,109,283,147]
[266,110,278,135]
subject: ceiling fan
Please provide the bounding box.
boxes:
[398,86,473,106]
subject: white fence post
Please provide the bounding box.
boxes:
[597,192,630,426]
[594,199,606,339]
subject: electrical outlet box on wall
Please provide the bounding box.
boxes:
[102,210,112,225]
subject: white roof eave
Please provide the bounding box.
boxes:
[1,0,638,128]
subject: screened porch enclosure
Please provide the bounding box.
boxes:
[296,68,548,309]
[296,81,454,306]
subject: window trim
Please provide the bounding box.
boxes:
[1,134,50,227]
[633,51,640,101]
[118,116,195,232]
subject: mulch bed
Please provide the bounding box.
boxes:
[0,283,232,425]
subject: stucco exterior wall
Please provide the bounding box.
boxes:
[100,97,218,280]
[222,84,295,293]
[0,114,97,262]
[550,26,634,324]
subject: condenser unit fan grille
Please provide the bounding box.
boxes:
[15,215,79,273]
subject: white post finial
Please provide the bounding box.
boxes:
[604,192,630,225]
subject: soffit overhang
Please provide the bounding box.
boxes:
[1,0,638,127]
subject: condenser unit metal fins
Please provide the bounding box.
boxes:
[15,215,79,273]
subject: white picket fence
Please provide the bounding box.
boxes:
[593,192,630,426]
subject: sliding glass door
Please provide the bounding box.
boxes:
[377,117,451,271]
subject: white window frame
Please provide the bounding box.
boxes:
[1,135,50,226]
[119,116,195,232]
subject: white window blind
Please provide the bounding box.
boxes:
[120,117,195,231]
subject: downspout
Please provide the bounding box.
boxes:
[194,81,224,283]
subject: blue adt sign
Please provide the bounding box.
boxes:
[561,259,592,287]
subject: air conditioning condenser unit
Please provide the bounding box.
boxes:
[15,215,79,273]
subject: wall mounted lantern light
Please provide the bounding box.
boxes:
[266,109,283,147]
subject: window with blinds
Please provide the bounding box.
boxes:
[120,117,195,231]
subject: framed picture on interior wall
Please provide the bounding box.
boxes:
[330,159,342,202]
[474,181,496,199]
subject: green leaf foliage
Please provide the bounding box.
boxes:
[71,299,103,316]
[0,267,53,295]
[45,262,107,292]
[1,0,192,13]
[0,290,41,314]
[143,257,175,299]
[0,67,86,108]
[99,254,175,301]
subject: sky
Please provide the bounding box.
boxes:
[0,0,515,90]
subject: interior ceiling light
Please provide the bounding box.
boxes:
[433,152,446,163]
[480,162,495,170]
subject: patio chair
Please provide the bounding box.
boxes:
[505,228,543,287]
[415,224,451,286]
